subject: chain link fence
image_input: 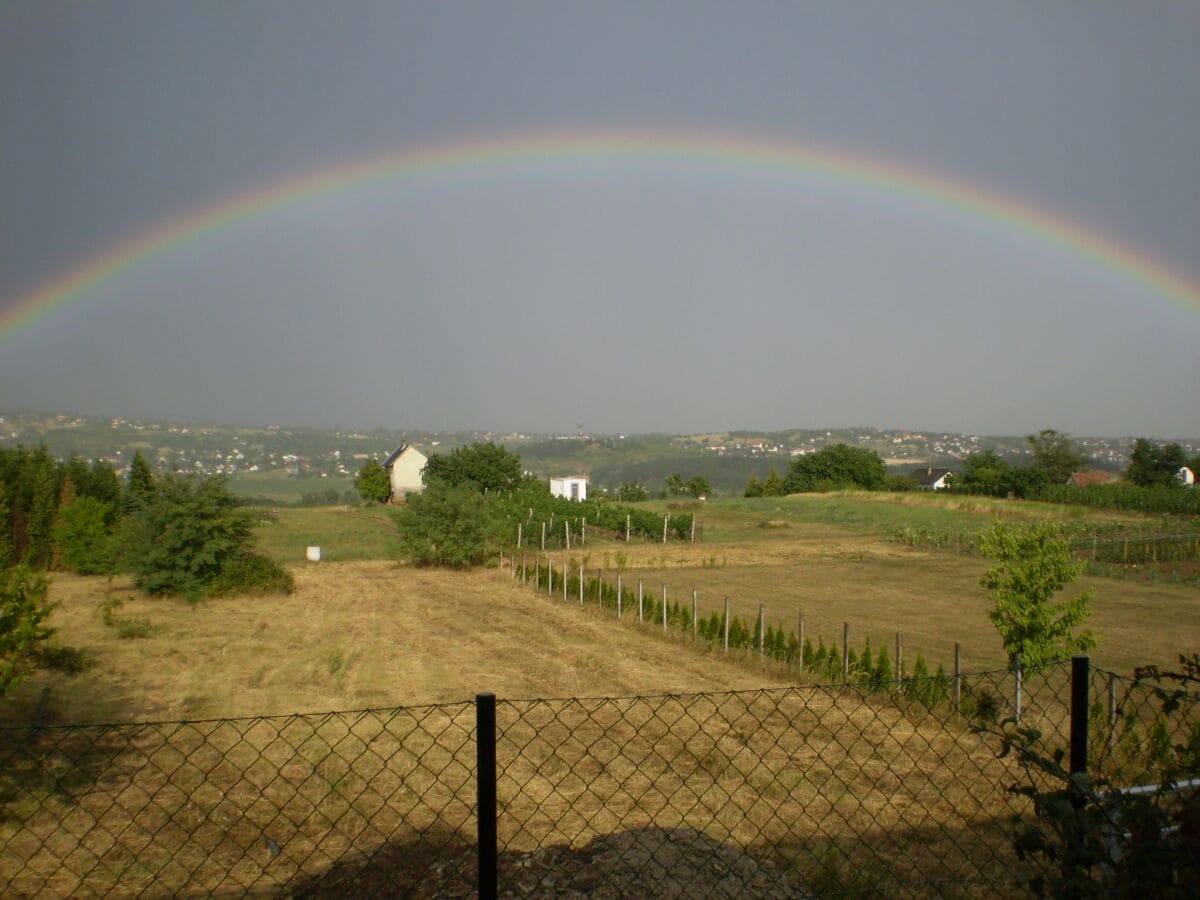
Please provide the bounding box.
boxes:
[2,661,1195,897]
[1,704,477,897]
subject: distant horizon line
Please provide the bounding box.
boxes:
[1,405,1195,444]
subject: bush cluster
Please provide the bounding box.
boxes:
[1,444,291,601]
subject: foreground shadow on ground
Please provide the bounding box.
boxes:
[287,819,1028,898]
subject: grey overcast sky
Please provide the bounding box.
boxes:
[1,1,1198,437]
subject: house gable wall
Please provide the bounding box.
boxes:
[388,447,427,498]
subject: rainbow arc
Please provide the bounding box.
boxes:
[3,128,1198,342]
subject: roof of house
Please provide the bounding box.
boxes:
[910,467,953,486]
[550,474,590,482]
[1067,471,1115,487]
[382,444,425,469]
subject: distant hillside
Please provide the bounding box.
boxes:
[4,408,1186,499]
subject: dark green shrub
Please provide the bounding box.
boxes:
[394,482,499,568]
[117,475,285,600]
[53,497,115,575]
[209,552,294,596]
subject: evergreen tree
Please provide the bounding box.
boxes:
[762,467,783,497]
[125,451,156,512]
[744,474,763,498]
[24,461,59,570]
[873,645,893,687]
[812,639,826,670]
[0,566,55,697]
[50,474,77,570]
[908,655,931,704]
[82,460,122,519]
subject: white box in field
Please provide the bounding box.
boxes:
[306,546,321,562]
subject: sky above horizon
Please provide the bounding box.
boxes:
[1,2,1198,438]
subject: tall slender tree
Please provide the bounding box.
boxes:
[980,521,1097,668]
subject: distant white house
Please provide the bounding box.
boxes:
[383,444,428,501]
[1179,466,1196,487]
[910,467,954,491]
[550,475,588,501]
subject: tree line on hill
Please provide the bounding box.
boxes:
[741,430,1200,513]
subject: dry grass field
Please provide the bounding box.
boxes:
[2,563,789,728]
[9,491,1180,726]
[551,538,1198,674]
[531,492,1198,675]
[2,558,1045,897]
[2,492,1194,896]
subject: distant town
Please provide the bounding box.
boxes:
[2,409,1193,488]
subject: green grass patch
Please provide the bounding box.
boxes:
[251,506,401,564]
[226,474,354,504]
[689,492,1156,543]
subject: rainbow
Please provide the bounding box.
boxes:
[3,127,1199,342]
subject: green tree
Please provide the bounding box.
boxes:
[422,443,522,493]
[979,521,1097,668]
[1026,429,1086,485]
[124,450,156,512]
[960,450,1014,495]
[782,444,887,493]
[80,459,122,520]
[23,459,60,570]
[0,566,55,697]
[743,474,763,498]
[665,473,686,497]
[761,467,783,497]
[615,482,649,502]
[684,476,711,498]
[355,458,392,503]
[118,475,288,599]
[53,497,115,575]
[1126,438,1187,488]
[393,482,499,568]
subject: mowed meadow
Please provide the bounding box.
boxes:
[3,490,1195,728]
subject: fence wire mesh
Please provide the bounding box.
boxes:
[0,704,476,897]
[1,662,1194,897]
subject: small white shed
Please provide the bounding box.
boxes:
[550,475,589,501]
[1179,466,1196,487]
[383,444,428,501]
